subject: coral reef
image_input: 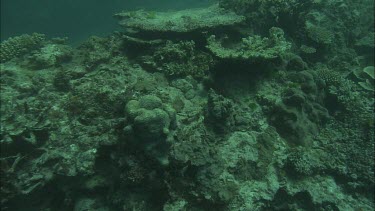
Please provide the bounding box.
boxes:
[114,4,245,33]
[142,40,214,79]
[0,1,374,210]
[0,33,45,63]
[28,44,73,69]
[207,27,291,61]
[124,95,176,165]
[353,66,375,91]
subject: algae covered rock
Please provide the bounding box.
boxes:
[269,85,329,146]
[218,131,258,168]
[257,71,329,146]
[205,89,234,132]
[77,35,121,70]
[114,4,245,33]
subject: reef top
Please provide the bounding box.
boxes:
[114,4,245,33]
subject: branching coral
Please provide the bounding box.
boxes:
[143,40,214,78]
[207,27,291,61]
[0,33,45,63]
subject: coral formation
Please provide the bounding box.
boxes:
[0,1,374,210]
[28,44,73,69]
[207,27,291,61]
[353,66,375,91]
[114,4,245,33]
[142,40,214,79]
[124,95,176,165]
[125,95,176,140]
[0,33,45,63]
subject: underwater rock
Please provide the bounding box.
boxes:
[171,117,214,166]
[265,71,329,146]
[205,89,234,132]
[163,199,188,211]
[114,4,245,34]
[74,198,109,211]
[270,90,329,146]
[270,102,317,146]
[218,131,258,168]
[77,36,117,70]
[281,175,374,210]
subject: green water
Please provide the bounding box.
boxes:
[0,0,374,210]
[1,0,212,44]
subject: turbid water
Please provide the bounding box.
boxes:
[0,0,374,210]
